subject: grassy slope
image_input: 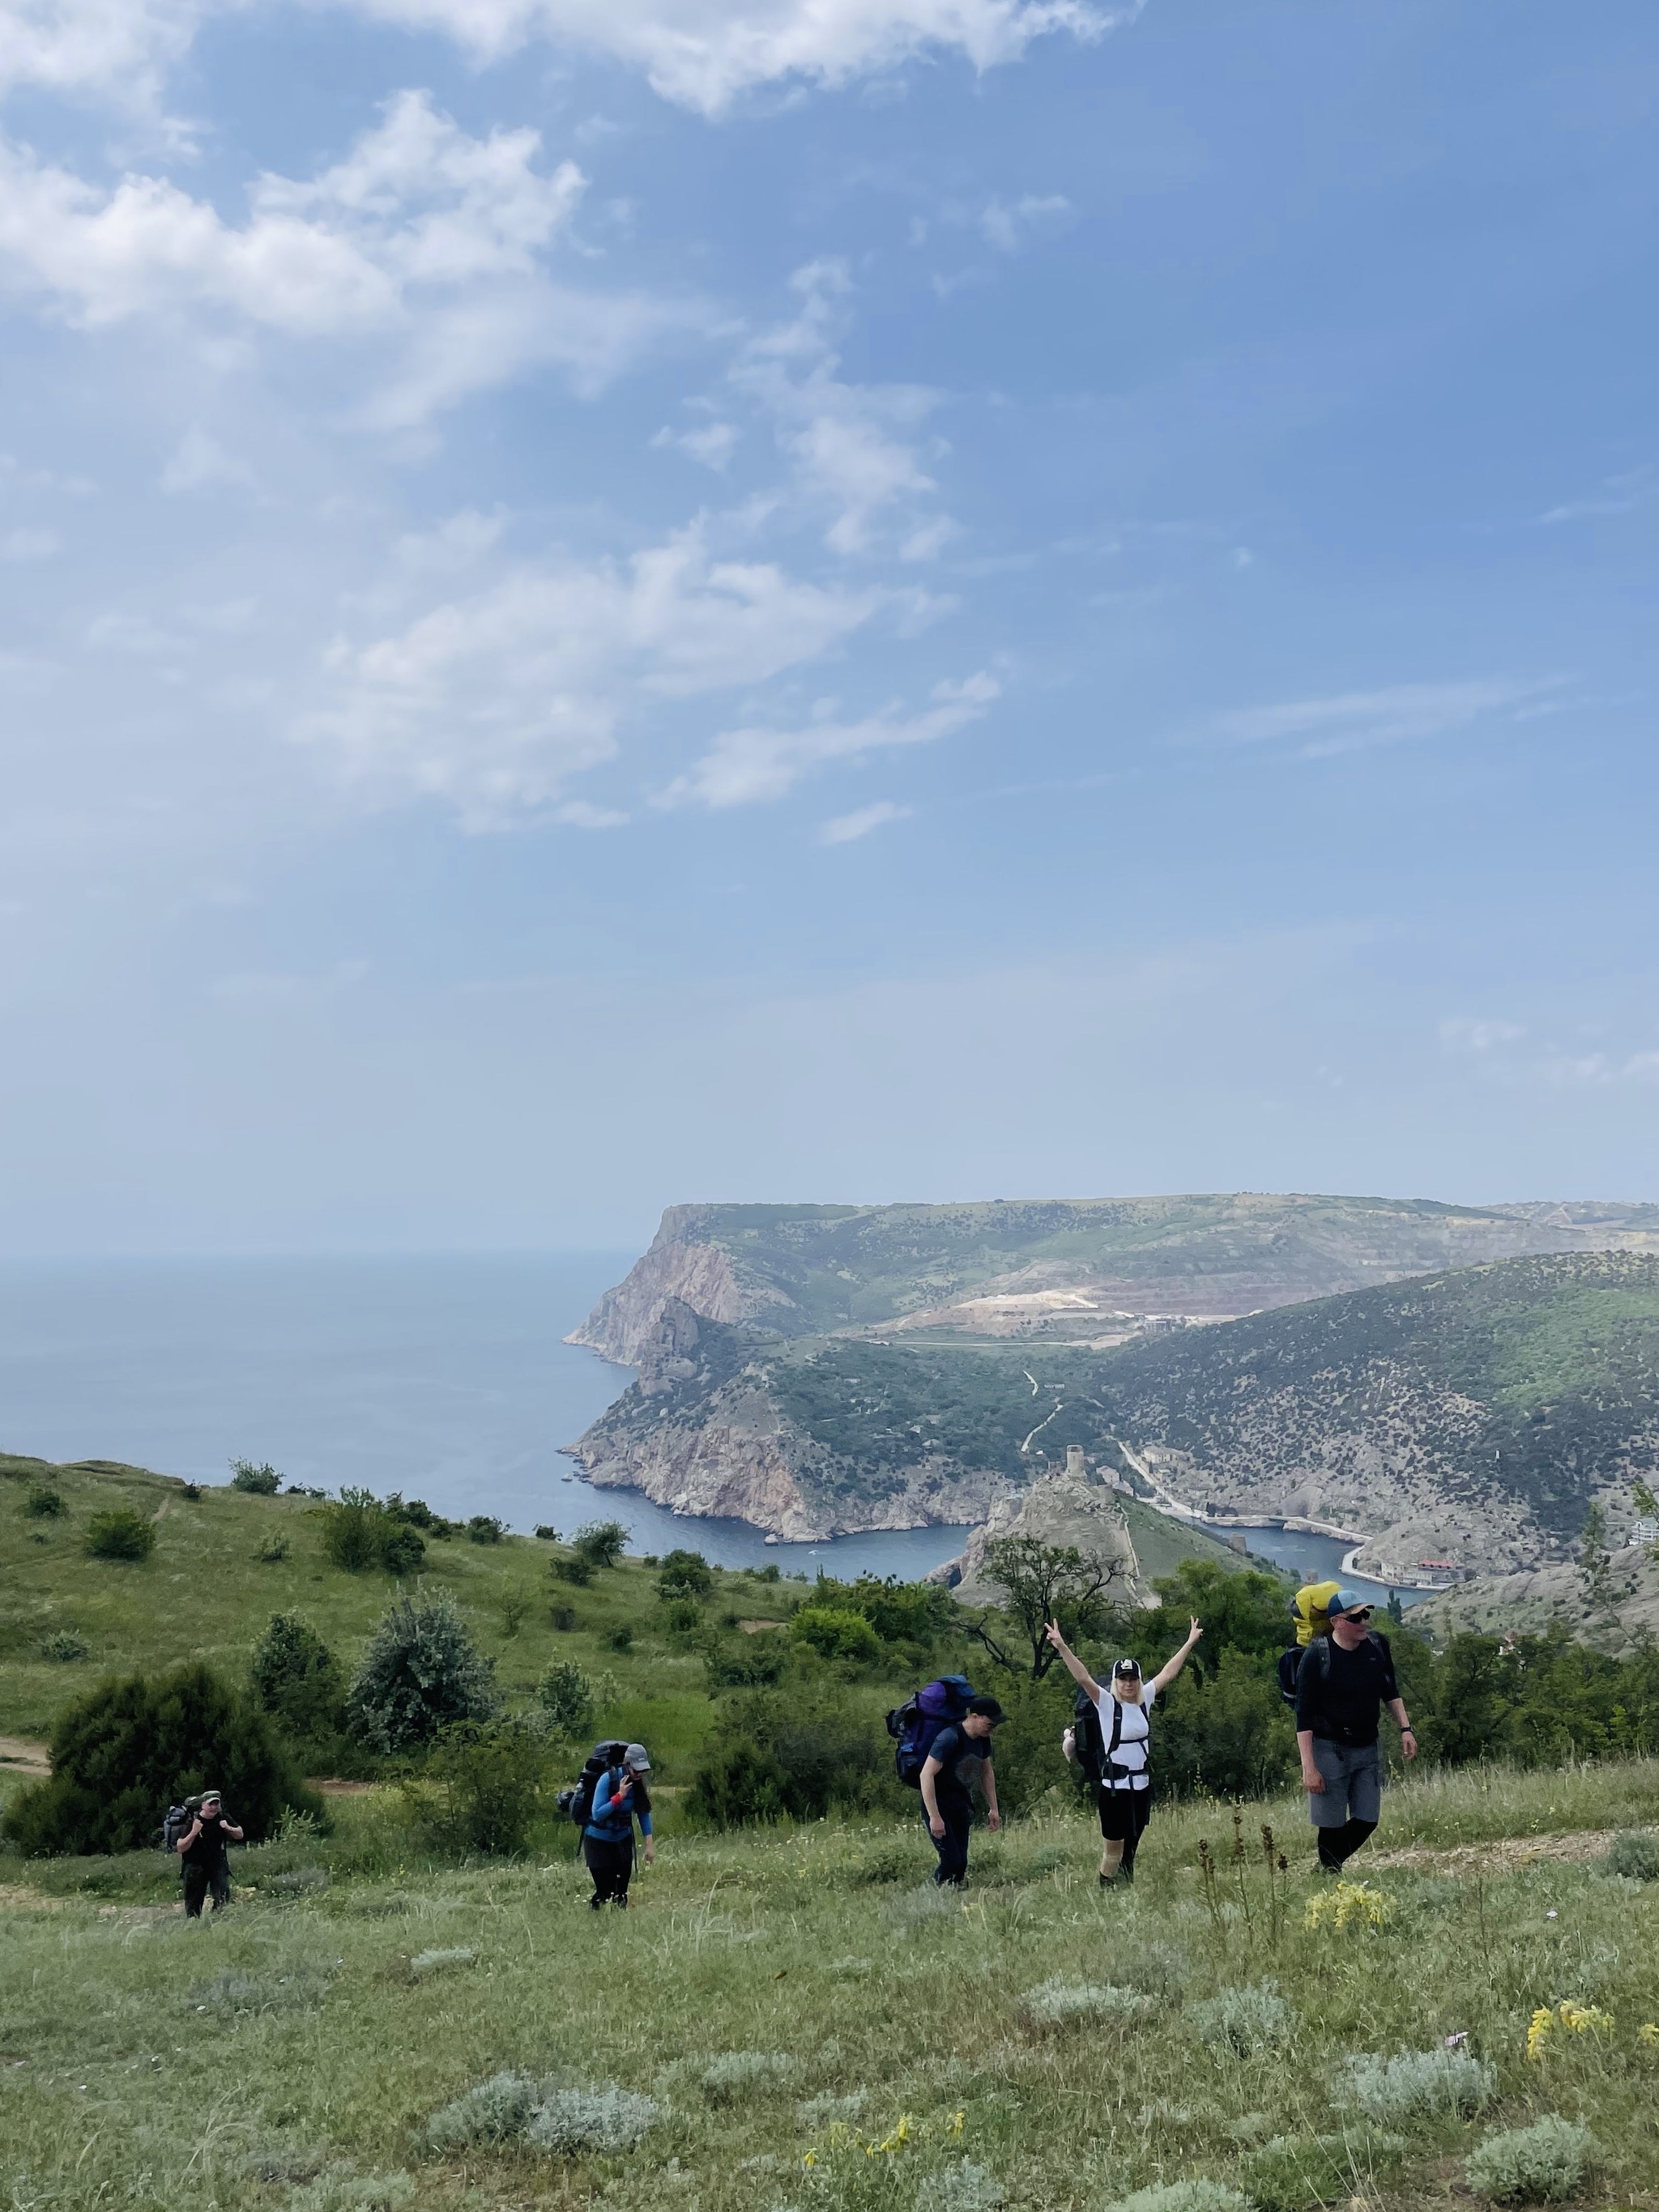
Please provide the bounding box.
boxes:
[2,1762,1657,2212]
[0,1454,791,1753]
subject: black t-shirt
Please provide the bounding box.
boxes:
[925,1725,989,1808]
[181,1812,232,1868]
[1295,1633,1400,1747]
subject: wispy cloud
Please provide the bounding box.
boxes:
[1535,466,1653,526]
[819,798,912,843]
[1439,1016,1526,1053]
[1205,677,1559,760]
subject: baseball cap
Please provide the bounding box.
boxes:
[1327,1588,1373,1619]
[1111,1657,1143,1679]
[623,1743,651,1770]
[966,1695,1006,1724]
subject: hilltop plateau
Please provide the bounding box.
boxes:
[569,1192,1659,1362]
[567,1254,1659,1572]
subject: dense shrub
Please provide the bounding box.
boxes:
[791,1606,881,1663]
[551,1553,595,1586]
[1100,2184,1248,2212]
[1338,2048,1495,2121]
[703,1637,791,1690]
[250,1613,347,1743]
[41,1629,90,1662]
[657,1548,714,1600]
[465,1515,505,1545]
[1604,1829,1659,1880]
[404,1720,549,1857]
[346,1591,498,1753]
[229,1458,282,1494]
[550,1601,578,1631]
[83,1507,156,1562]
[424,2072,659,2154]
[24,1483,66,1519]
[1188,1981,1295,2055]
[319,1489,426,1575]
[0,1661,317,1855]
[536,1660,595,1736]
[1154,1647,1298,1800]
[663,1597,703,1634]
[1465,2116,1597,2203]
[808,1573,955,1647]
[574,1520,629,1570]
[687,1690,895,1826]
[1238,2129,1405,2212]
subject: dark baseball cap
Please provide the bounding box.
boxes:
[966,1695,1006,1724]
[1111,1657,1143,1680]
[1327,1588,1373,1619]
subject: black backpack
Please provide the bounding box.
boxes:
[1073,1689,1140,1786]
[885,1676,975,1788]
[160,1803,194,1856]
[557,1744,628,1828]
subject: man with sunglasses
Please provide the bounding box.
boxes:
[1294,1588,1417,1873]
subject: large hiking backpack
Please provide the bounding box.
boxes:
[1278,1625,1392,1711]
[886,1676,974,1787]
[1072,1689,1146,1787]
[557,1743,628,1828]
[1276,1581,1345,1707]
[160,1802,194,1856]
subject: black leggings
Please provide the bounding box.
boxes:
[1097,1788,1153,1873]
[584,1836,634,1904]
[1317,1818,1378,1871]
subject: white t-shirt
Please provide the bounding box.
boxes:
[1091,1681,1158,1792]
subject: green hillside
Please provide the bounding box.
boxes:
[572,1191,1659,1358]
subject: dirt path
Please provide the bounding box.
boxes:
[0,1737,49,1776]
[1371,1823,1657,1875]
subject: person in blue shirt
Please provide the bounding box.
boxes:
[919,1697,1004,1886]
[583,1741,655,1909]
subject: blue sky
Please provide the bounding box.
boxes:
[1,0,1655,1252]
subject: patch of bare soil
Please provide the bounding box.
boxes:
[0,1737,50,1775]
[1371,1823,1657,1875]
[736,1619,787,1634]
[308,1777,374,1795]
[0,1884,62,1913]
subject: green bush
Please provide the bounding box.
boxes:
[0,1660,318,1855]
[550,1601,579,1631]
[1464,2116,1597,2204]
[83,1507,156,1562]
[1188,1981,1295,2055]
[404,1720,549,1857]
[574,1520,629,1569]
[688,1690,893,1826]
[1100,2184,1248,2212]
[465,1515,505,1545]
[24,1483,66,1519]
[1604,1828,1659,1880]
[1152,1646,1297,1801]
[1238,2129,1405,2212]
[346,1590,498,1754]
[552,1553,595,1586]
[657,1548,714,1600]
[605,1625,634,1653]
[229,1458,282,1494]
[379,1524,427,1576]
[250,1613,347,1743]
[536,1661,595,1736]
[791,1606,882,1663]
[663,1597,703,1634]
[41,1630,89,1662]
[1338,2048,1494,2121]
[319,1489,426,1575]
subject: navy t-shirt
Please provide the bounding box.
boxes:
[1295,1633,1400,1747]
[925,1725,989,1808]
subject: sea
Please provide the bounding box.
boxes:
[0,1252,1424,1599]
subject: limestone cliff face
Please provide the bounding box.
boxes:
[564,1298,1013,1541]
[940,1455,1144,1606]
[567,1213,787,1364]
[1410,1545,1659,1657]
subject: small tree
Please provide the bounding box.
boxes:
[536,1660,595,1737]
[656,1548,713,1601]
[229,1458,282,1494]
[790,1606,881,1663]
[250,1613,346,1743]
[320,1489,425,1575]
[1578,1502,1614,1612]
[404,1720,550,1857]
[574,1520,629,1571]
[1,1662,316,1855]
[83,1508,156,1562]
[24,1484,66,1519]
[966,1536,1128,1680]
[347,1590,499,1754]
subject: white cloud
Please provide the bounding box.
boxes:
[303,521,884,824]
[160,425,258,494]
[659,667,996,809]
[1439,1016,1526,1053]
[0,92,676,425]
[1,0,1127,117]
[0,525,60,559]
[979,190,1068,251]
[1207,678,1558,759]
[654,419,740,470]
[819,797,911,843]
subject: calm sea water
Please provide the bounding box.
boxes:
[0,1255,974,1577]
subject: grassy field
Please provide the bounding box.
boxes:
[2,1761,1657,2212]
[0,1452,798,1758]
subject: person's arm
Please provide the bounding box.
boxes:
[593,1771,632,1820]
[981,1756,1001,1832]
[636,1801,655,1862]
[177,1818,201,1855]
[1296,1728,1325,1792]
[1043,1622,1103,1702]
[920,1755,947,1839]
[1150,1617,1202,1693]
[220,1818,245,1842]
[1386,1696,1418,1759]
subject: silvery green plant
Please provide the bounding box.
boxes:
[286,2169,415,2212]
[1465,2116,1597,2204]
[423,2071,541,2149]
[915,2163,1005,2212]
[1188,1980,1294,2055]
[523,2086,661,2154]
[701,2051,800,2100]
[1021,1976,1151,2027]
[1339,2047,1495,2121]
[1100,2182,1249,2212]
[408,1946,476,1978]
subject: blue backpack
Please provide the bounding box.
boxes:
[886,1675,975,1787]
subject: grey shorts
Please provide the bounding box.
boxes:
[1307,1739,1384,1827]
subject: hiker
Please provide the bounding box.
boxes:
[176,1789,242,1917]
[582,1741,655,1909]
[1294,1587,1417,1873]
[919,1695,1005,1886]
[1046,1615,1202,1885]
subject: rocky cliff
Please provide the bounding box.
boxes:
[939,1455,1145,1606]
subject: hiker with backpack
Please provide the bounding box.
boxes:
[1046,1615,1201,1885]
[174,1789,242,1917]
[577,1741,655,1909]
[918,1694,1005,1886]
[1289,1587,1417,1873]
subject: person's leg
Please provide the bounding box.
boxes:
[928,1801,971,1886]
[1307,1740,1351,1870]
[210,1858,232,1912]
[1118,1792,1153,1881]
[182,1864,208,1918]
[610,1841,635,1907]
[1098,1790,1128,1884]
[583,1837,612,1907]
[1328,1752,1382,1867]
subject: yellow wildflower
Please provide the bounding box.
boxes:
[1637,2023,1659,2048]
[1525,2007,1555,2062]
[1303,1879,1394,1933]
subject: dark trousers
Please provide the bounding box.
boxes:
[1317,1818,1378,1872]
[926,1800,973,1886]
[584,1835,634,1906]
[1097,1787,1154,1875]
[183,1859,231,1917]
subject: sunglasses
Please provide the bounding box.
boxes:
[1338,1607,1374,1622]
